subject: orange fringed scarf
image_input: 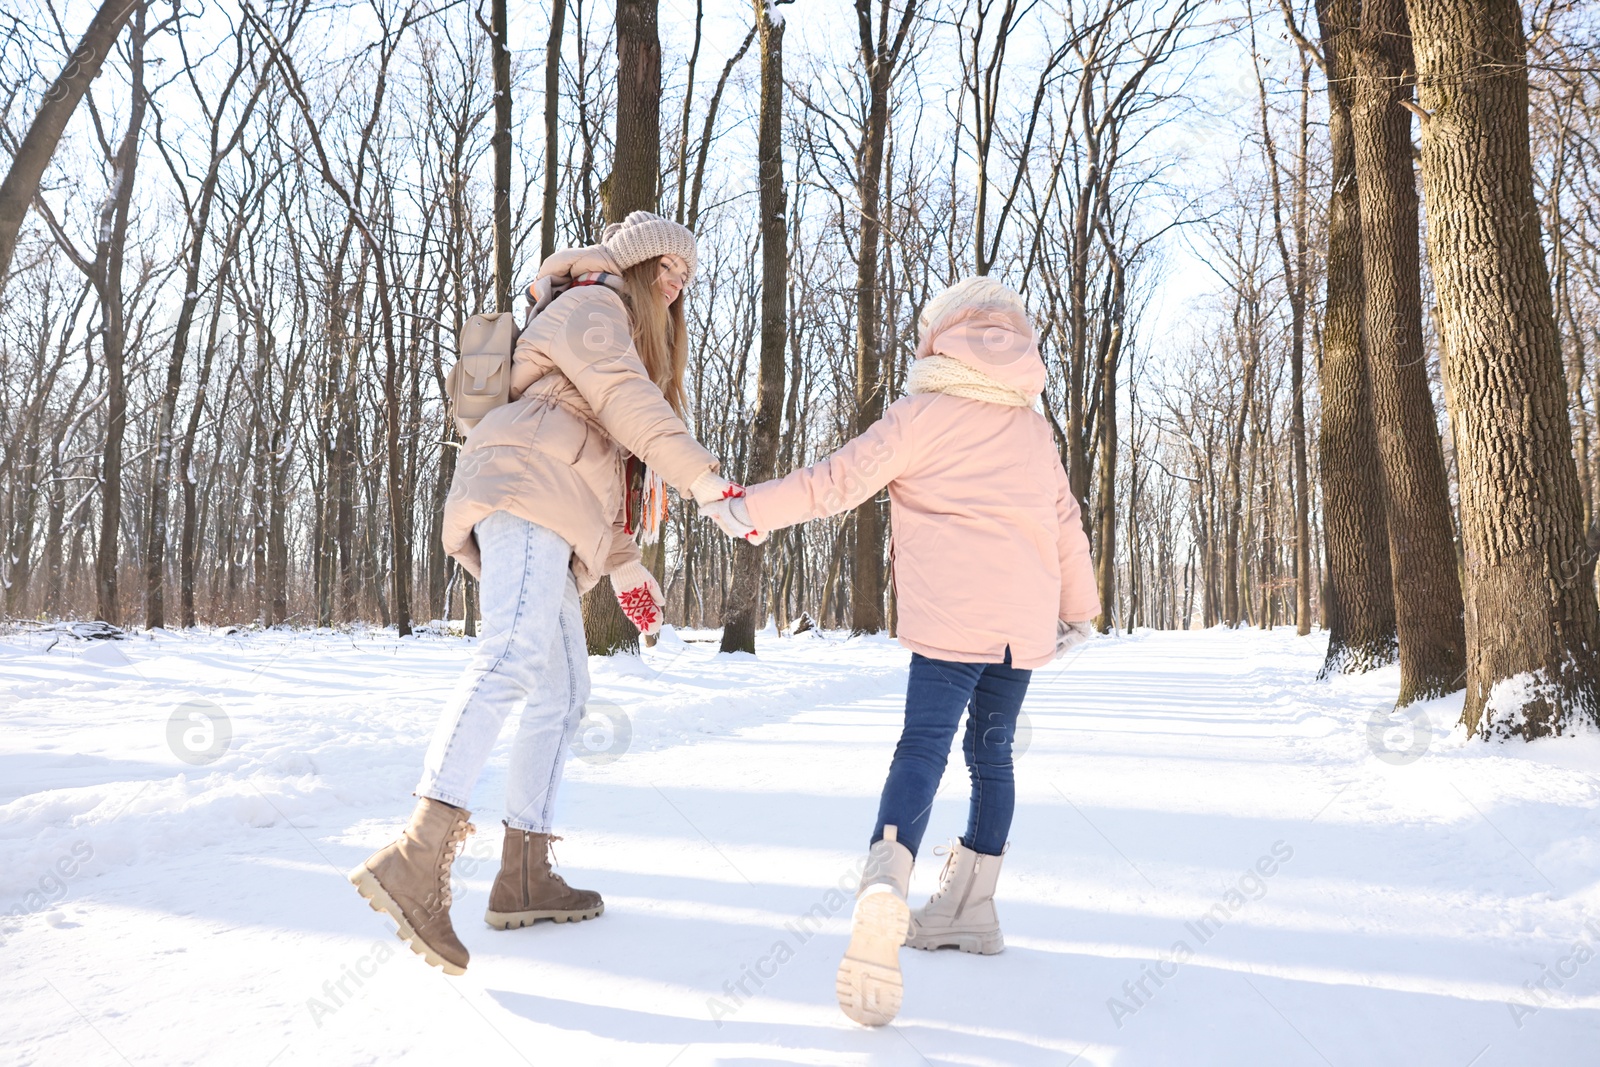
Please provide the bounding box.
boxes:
[623,456,669,545]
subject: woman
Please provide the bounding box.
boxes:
[350,211,742,976]
[706,276,1100,1025]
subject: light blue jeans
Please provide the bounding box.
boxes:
[416,511,591,832]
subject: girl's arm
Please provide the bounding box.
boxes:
[1054,459,1101,622]
[531,287,717,493]
[742,400,916,534]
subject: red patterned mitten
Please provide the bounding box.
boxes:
[612,562,666,637]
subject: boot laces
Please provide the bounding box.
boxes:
[928,841,959,902]
[544,834,568,885]
[438,820,475,908]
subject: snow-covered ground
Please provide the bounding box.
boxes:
[3,623,1599,1066]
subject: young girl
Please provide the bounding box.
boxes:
[350,212,744,975]
[708,276,1100,1025]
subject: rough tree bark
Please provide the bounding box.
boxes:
[720,0,788,655]
[602,0,661,218]
[583,0,663,656]
[1315,0,1398,675]
[0,0,137,291]
[1350,0,1465,703]
[849,0,917,635]
[1405,0,1600,737]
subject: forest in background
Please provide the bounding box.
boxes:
[2,0,1599,738]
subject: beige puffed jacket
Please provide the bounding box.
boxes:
[440,246,717,592]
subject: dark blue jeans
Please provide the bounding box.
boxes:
[872,650,1033,858]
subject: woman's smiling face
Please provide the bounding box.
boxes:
[656,254,689,304]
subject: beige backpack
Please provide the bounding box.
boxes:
[446,312,518,436]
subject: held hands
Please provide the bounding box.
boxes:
[612,561,666,637]
[702,496,768,546]
[1055,619,1096,660]
[689,470,744,506]
[690,469,767,545]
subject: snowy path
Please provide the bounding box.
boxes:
[3,625,1600,1066]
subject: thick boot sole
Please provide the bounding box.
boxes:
[836,885,911,1027]
[906,926,1004,955]
[348,865,467,976]
[484,902,604,930]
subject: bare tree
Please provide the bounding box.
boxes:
[721,0,789,654]
[1406,0,1600,737]
[1350,0,1464,702]
[143,12,277,628]
[850,0,919,635]
[0,0,138,291]
[582,0,663,656]
[1313,0,1398,674]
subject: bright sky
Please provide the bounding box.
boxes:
[17,0,1309,363]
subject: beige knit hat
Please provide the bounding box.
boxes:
[917,275,1029,341]
[601,210,698,282]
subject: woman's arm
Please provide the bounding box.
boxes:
[535,287,716,493]
[742,400,916,534]
[601,505,645,576]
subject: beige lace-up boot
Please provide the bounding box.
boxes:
[485,825,604,929]
[348,797,476,975]
[836,825,915,1027]
[906,840,1005,955]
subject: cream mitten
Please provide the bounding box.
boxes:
[612,561,666,636]
[1055,620,1096,659]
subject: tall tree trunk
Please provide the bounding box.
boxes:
[0,0,137,291]
[93,1,146,626]
[1094,252,1125,633]
[849,0,916,635]
[1067,157,1099,524]
[603,0,662,218]
[1315,0,1398,675]
[1255,22,1314,637]
[491,0,513,310]
[1223,322,1257,628]
[686,25,755,232]
[541,0,567,260]
[1290,70,1313,638]
[673,0,703,225]
[720,0,787,655]
[1351,0,1465,704]
[583,0,664,656]
[1405,0,1600,738]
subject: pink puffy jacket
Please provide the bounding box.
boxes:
[742,306,1100,669]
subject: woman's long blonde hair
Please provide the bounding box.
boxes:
[619,260,689,416]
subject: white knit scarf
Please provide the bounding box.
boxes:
[905,354,1035,407]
